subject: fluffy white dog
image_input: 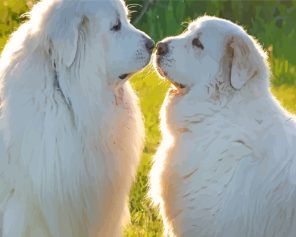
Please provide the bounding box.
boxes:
[0,0,154,236]
[150,16,296,237]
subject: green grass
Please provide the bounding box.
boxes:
[272,85,296,113]
[1,1,296,236]
[124,68,169,236]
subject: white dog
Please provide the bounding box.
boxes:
[150,16,296,237]
[0,0,154,236]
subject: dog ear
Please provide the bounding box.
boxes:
[48,15,88,68]
[226,33,261,90]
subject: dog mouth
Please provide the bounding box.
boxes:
[119,51,153,80]
[119,72,136,80]
[155,58,186,90]
[170,80,186,89]
[119,74,130,80]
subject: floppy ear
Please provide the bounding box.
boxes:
[227,33,260,90]
[48,16,88,67]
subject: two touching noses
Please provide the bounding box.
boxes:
[144,36,169,56]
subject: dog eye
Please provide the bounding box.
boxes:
[192,38,204,50]
[111,19,121,32]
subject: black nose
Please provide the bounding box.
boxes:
[156,42,168,56]
[145,38,155,53]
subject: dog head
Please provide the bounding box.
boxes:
[31,0,154,87]
[154,16,269,98]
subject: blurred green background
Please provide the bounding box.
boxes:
[0,0,295,236]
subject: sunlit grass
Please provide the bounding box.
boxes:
[272,58,296,86]
[124,68,168,236]
[272,85,296,114]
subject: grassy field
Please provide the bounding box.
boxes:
[1,1,296,237]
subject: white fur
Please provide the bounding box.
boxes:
[0,0,152,236]
[150,16,296,237]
